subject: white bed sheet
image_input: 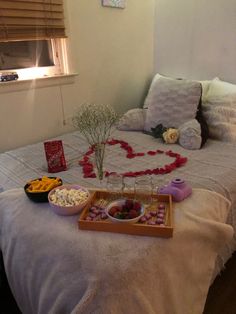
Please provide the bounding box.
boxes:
[1,129,236,298]
[0,188,233,314]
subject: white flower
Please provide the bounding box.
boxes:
[72,104,119,180]
[72,104,118,146]
[162,128,179,144]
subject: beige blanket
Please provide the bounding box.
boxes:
[0,188,233,314]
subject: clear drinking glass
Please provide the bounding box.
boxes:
[106,173,124,200]
[123,178,135,200]
[151,175,159,197]
[134,175,153,205]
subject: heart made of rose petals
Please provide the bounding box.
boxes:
[79,139,187,178]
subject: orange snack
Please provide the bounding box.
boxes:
[26,176,61,193]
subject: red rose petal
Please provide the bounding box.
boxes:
[80,139,187,178]
[147,151,157,155]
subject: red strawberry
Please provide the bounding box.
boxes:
[109,206,120,217]
[125,199,134,210]
[133,201,141,211]
[129,209,139,219]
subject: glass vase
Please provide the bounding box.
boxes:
[94,142,106,186]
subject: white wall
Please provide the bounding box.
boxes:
[0,0,155,152]
[3,0,235,153]
[154,0,236,83]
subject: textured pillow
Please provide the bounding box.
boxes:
[206,78,236,102]
[202,97,236,142]
[144,77,202,131]
[143,73,164,108]
[117,108,145,131]
[178,119,202,150]
[144,73,211,108]
[203,94,236,108]
[206,121,236,142]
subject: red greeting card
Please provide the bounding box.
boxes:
[44,140,67,173]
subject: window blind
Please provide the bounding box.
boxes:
[0,0,66,42]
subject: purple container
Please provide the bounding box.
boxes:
[158,178,192,202]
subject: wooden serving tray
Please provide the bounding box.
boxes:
[78,190,173,238]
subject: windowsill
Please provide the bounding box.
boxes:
[0,73,78,93]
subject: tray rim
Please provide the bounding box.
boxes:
[78,190,173,238]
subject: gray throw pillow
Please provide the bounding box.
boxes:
[117,108,145,131]
[144,77,202,131]
[179,119,202,150]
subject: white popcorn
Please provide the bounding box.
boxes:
[50,188,89,207]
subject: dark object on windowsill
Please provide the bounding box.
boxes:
[0,72,19,82]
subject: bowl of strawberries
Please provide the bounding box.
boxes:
[105,198,145,224]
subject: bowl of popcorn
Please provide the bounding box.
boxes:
[48,184,90,216]
[24,176,63,203]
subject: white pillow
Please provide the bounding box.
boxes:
[203,94,236,110]
[206,78,236,102]
[144,77,201,131]
[200,80,211,103]
[202,97,236,142]
[207,122,236,142]
[117,108,145,131]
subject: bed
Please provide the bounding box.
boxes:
[1,75,236,314]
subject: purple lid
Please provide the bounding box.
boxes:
[172,178,184,185]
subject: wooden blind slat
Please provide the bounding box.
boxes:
[4,0,63,4]
[0,17,64,26]
[0,29,65,42]
[1,10,63,19]
[0,2,63,13]
[0,0,66,41]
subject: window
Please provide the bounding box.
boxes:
[0,0,68,81]
[0,38,69,80]
[0,40,54,70]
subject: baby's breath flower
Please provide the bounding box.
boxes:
[72,104,118,146]
[72,104,119,180]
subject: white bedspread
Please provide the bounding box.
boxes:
[0,188,233,314]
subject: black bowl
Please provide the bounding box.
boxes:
[24,177,63,203]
